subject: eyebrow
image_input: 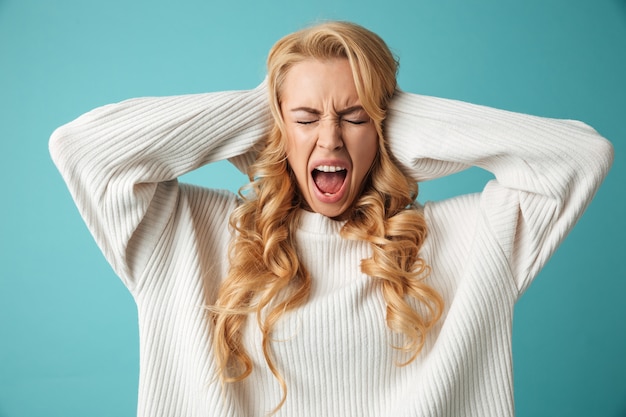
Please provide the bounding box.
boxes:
[289,105,365,116]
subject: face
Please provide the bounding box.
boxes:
[280,58,379,219]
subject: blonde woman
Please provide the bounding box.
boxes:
[50,21,613,417]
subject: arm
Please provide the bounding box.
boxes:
[49,81,271,289]
[385,90,614,293]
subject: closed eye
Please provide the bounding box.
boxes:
[343,119,367,125]
[297,120,318,125]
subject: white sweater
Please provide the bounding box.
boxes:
[49,81,613,417]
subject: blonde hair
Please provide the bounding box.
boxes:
[211,21,443,412]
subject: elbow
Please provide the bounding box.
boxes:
[49,124,68,167]
[48,122,85,180]
[584,125,614,180]
[583,131,614,201]
[49,118,87,174]
[598,136,615,176]
[49,119,93,190]
[567,119,614,178]
[49,124,72,172]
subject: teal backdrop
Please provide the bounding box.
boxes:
[1,0,624,416]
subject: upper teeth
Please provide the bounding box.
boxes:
[314,165,345,172]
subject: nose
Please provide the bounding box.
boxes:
[317,120,343,151]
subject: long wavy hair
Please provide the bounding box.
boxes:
[210,21,443,412]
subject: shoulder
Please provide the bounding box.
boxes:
[423,194,481,229]
[179,183,239,214]
[176,184,240,236]
[421,194,482,260]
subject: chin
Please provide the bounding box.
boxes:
[320,204,352,220]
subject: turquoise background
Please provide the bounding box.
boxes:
[1,0,624,416]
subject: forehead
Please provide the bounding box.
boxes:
[280,58,360,108]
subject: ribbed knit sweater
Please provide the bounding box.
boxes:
[49,81,613,417]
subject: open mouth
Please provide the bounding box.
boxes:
[311,165,347,196]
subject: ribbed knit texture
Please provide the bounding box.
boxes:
[49,81,613,417]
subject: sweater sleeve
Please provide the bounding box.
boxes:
[385,90,614,294]
[49,81,272,290]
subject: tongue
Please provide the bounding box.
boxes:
[313,171,345,194]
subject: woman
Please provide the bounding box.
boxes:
[50,21,613,417]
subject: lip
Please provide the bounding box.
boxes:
[309,158,351,204]
[309,158,350,172]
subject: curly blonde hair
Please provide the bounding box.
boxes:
[211,21,443,412]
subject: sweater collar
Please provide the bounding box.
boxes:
[296,210,346,235]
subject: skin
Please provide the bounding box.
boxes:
[280,58,379,219]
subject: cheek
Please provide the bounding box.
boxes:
[283,128,299,163]
[353,132,379,169]
[284,130,310,176]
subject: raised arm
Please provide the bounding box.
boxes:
[49,81,271,289]
[385,90,613,293]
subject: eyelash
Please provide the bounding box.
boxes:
[296,120,366,125]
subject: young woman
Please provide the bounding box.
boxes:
[50,21,613,417]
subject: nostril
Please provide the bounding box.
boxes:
[317,137,343,150]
